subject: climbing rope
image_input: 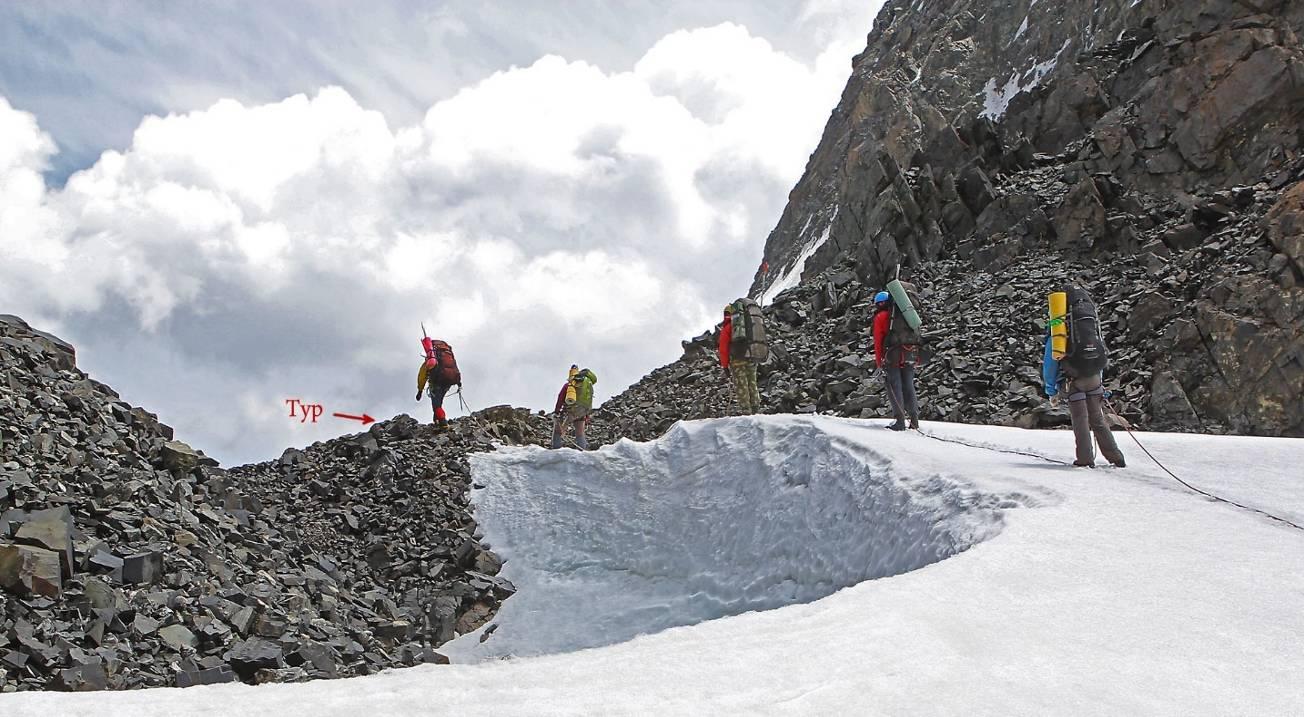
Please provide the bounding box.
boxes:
[920,409,1303,533]
[917,429,1072,466]
[1103,401,1304,533]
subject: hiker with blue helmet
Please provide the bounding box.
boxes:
[872,285,924,431]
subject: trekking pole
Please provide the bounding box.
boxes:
[450,385,491,433]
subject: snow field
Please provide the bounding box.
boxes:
[5,416,1302,716]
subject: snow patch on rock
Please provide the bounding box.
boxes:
[760,208,838,305]
[980,38,1071,120]
[760,227,829,305]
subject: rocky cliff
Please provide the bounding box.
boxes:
[0,315,519,691]
[750,0,1303,435]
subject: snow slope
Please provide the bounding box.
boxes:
[6,417,1303,716]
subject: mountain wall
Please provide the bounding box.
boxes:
[749,0,1303,435]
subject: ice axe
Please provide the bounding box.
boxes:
[420,322,434,360]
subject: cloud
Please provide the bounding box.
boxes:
[0,14,875,465]
[0,1,880,185]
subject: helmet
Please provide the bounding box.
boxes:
[723,303,735,315]
[874,291,891,304]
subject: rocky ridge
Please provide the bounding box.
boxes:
[0,315,524,692]
[749,0,1304,435]
[583,161,1303,441]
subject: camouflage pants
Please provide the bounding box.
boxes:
[730,359,761,415]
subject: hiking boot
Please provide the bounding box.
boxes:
[1107,456,1126,468]
[887,419,907,431]
[908,418,920,430]
[1073,460,1095,468]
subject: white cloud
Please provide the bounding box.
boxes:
[0,16,872,464]
[0,97,67,307]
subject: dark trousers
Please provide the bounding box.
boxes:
[1064,373,1124,466]
[884,365,919,422]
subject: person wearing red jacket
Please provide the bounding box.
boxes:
[719,303,761,414]
[719,308,733,368]
[872,290,920,431]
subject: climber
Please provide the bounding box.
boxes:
[552,365,598,449]
[1042,286,1125,468]
[416,335,461,427]
[872,287,922,431]
[718,299,768,415]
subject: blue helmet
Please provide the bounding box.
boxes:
[874,291,891,304]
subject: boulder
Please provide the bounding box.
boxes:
[122,551,164,584]
[158,624,199,652]
[1266,181,1304,275]
[12,507,74,576]
[0,544,63,598]
[1054,178,1107,248]
[176,665,238,688]
[957,165,996,216]
[52,662,108,692]
[161,440,202,473]
[1149,371,1200,426]
[227,638,283,680]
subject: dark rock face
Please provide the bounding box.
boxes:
[583,210,1300,443]
[1,316,527,692]
[749,0,1304,436]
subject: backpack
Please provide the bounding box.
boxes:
[1062,286,1109,376]
[729,298,769,363]
[428,340,461,385]
[568,369,597,411]
[886,282,924,348]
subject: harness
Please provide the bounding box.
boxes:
[1065,383,1105,403]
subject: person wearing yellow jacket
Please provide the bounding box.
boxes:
[416,338,461,426]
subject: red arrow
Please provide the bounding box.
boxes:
[333,412,375,425]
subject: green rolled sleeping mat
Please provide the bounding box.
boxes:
[886,279,922,331]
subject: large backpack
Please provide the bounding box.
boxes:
[886,282,925,348]
[1062,286,1108,376]
[428,340,461,385]
[729,298,769,363]
[569,369,597,412]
